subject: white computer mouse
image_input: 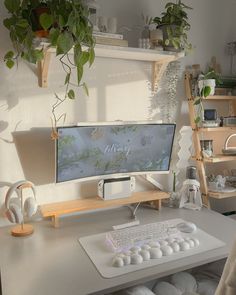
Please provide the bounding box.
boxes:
[177,222,197,233]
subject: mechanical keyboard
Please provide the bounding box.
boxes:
[106,219,182,252]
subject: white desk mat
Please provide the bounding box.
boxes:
[79,218,225,278]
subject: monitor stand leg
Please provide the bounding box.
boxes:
[144,175,164,191]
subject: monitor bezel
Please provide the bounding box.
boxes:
[55,121,176,184]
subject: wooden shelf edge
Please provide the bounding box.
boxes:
[209,191,236,199]
[198,127,236,132]
[192,155,236,163]
[205,95,236,100]
[41,43,184,62]
[203,154,236,163]
[40,190,170,227]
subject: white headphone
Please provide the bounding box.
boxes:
[5,180,37,224]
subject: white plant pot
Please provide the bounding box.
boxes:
[198,79,216,96]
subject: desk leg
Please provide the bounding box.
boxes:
[52,215,59,228]
[153,200,162,210]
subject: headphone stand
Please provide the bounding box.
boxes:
[10,183,34,237]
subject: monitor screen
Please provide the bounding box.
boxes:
[55,122,176,183]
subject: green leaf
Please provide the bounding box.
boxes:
[203,85,211,97]
[59,15,66,27]
[78,51,89,66]
[3,17,15,30]
[77,64,83,85]
[172,39,179,49]
[170,15,175,24]
[68,89,75,99]
[89,48,95,66]
[82,82,89,96]
[194,98,201,105]
[4,51,14,60]
[66,12,75,26]
[49,28,60,46]
[167,26,171,37]
[65,73,71,85]
[194,116,201,124]
[16,19,28,28]
[56,31,74,55]
[4,0,20,13]
[74,43,82,64]
[39,13,53,31]
[6,59,14,69]
[33,49,44,61]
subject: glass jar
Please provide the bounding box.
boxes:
[200,140,213,157]
[141,25,150,39]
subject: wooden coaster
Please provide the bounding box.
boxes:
[11,224,34,237]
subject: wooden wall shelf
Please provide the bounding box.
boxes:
[37,43,184,91]
[40,190,170,227]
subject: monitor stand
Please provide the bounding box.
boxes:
[144,174,164,191]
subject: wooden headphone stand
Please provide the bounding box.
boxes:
[11,183,34,237]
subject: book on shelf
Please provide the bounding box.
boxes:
[94,36,128,47]
[93,31,124,40]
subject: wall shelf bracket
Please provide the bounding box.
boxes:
[152,61,169,91]
[37,51,51,88]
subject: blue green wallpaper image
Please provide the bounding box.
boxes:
[56,124,175,183]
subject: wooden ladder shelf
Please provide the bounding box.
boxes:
[185,71,236,207]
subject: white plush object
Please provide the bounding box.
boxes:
[115,285,155,295]
[171,272,198,293]
[197,279,218,295]
[153,281,182,295]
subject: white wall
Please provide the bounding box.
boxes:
[1,0,236,226]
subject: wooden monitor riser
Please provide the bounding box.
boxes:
[40,190,170,228]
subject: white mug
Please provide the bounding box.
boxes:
[98,16,108,32]
[107,17,117,34]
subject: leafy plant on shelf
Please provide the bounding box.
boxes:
[152,0,192,51]
[194,69,222,124]
[3,0,95,138]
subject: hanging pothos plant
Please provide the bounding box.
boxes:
[3,0,95,138]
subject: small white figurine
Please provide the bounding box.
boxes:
[179,178,202,210]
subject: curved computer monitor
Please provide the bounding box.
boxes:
[55,121,176,183]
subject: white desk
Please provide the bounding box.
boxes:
[0,206,235,295]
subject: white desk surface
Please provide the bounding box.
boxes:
[0,206,235,295]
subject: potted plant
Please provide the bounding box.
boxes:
[198,70,222,96]
[194,69,222,124]
[152,0,192,52]
[3,0,95,137]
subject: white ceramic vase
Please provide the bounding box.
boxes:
[198,79,216,96]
